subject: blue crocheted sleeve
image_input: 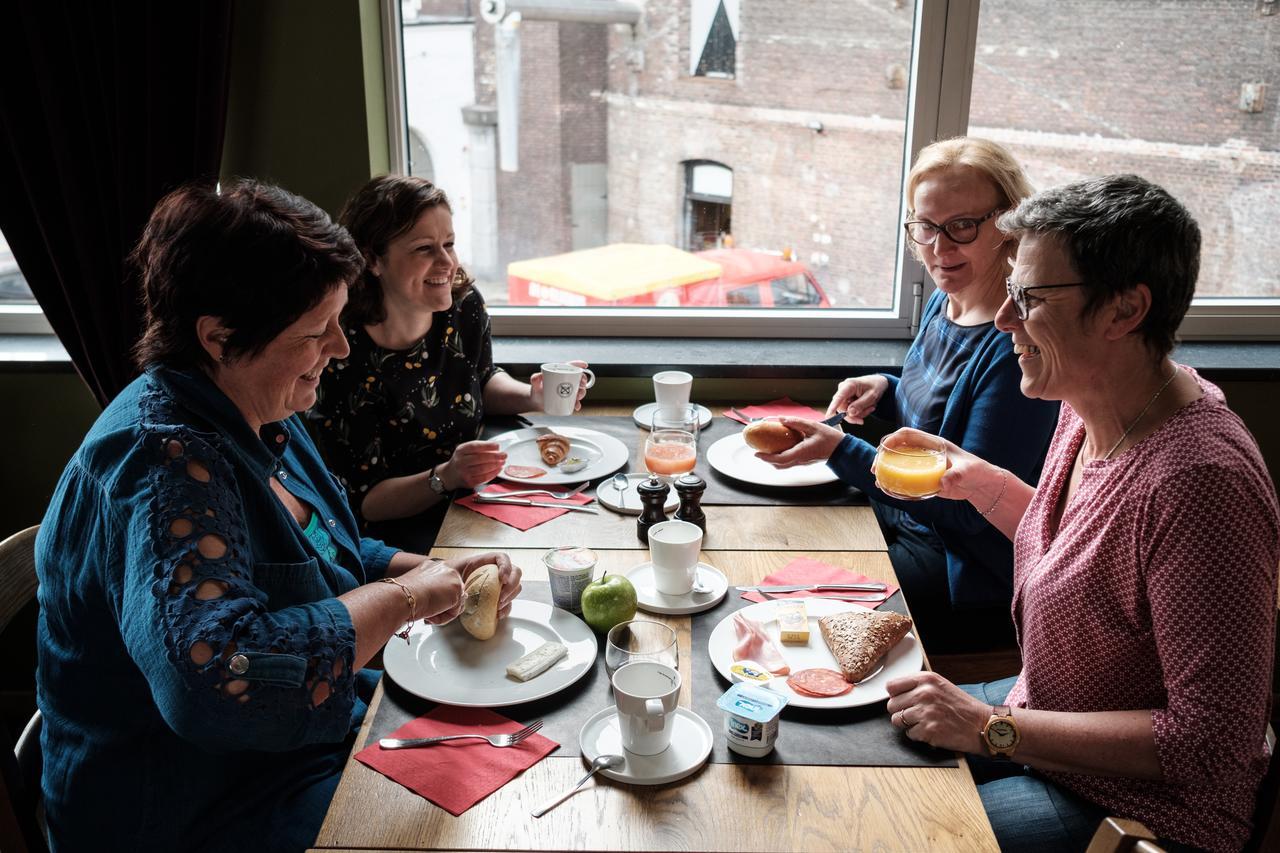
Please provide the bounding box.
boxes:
[121,427,359,753]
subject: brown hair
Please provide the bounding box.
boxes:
[338,175,472,325]
[132,180,362,370]
[905,137,1035,267]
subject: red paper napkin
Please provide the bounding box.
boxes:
[740,556,898,609]
[455,482,595,531]
[355,706,559,816]
[724,396,825,424]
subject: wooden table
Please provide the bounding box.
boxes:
[313,408,998,852]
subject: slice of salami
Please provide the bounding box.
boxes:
[786,668,853,697]
[504,465,547,479]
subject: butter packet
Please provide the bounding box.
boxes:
[776,600,809,645]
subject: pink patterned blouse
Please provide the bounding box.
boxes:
[1006,368,1279,852]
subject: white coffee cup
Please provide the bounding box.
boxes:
[540,363,595,416]
[612,660,681,755]
[647,520,703,596]
[653,370,692,408]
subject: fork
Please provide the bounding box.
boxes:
[475,482,589,501]
[379,719,544,750]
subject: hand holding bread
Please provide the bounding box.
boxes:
[742,419,802,453]
[407,552,523,629]
[752,417,845,469]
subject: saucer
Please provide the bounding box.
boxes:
[632,402,713,431]
[595,473,680,515]
[626,562,728,615]
[579,706,713,785]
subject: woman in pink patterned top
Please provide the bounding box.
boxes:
[882,174,1279,853]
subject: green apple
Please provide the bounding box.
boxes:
[579,572,637,633]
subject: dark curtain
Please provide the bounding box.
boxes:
[0,2,234,406]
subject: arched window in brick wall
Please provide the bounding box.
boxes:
[683,160,732,251]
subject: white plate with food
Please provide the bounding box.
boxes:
[491,426,629,485]
[705,433,839,488]
[706,597,922,709]
[580,707,713,785]
[383,599,597,707]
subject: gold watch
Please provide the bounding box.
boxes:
[981,705,1020,759]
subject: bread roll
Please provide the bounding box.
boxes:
[460,564,501,640]
[742,420,801,454]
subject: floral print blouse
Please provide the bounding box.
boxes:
[311,288,502,517]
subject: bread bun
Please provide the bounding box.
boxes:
[460,564,501,640]
[743,419,802,453]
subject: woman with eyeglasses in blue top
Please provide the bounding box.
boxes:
[758,138,1059,654]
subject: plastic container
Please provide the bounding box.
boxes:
[542,546,598,613]
[728,660,773,687]
[716,682,788,757]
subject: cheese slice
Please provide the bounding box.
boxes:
[506,641,568,682]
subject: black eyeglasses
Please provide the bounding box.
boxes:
[1004,278,1087,320]
[903,208,1002,246]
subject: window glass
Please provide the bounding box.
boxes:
[0,229,35,305]
[401,0,918,310]
[970,1,1280,300]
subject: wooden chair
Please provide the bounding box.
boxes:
[0,526,46,853]
[1085,817,1163,853]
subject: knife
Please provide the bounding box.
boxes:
[737,582,888,593]
[733,409,848,428]
[475,495,598,513]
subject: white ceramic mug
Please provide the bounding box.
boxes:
[653,370,692,408]
[647,520,703,596]
[612,660,681,755]
[540,363,595,416]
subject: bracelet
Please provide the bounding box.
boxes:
[379,577,416,643]
[979,469,1008,518]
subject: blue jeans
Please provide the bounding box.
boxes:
[962,678,1109,853]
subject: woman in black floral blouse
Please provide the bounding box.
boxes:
[311,176,589,546]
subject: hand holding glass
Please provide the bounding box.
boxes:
[873,435,947,499]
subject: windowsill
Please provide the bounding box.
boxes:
[4,334,1280,380]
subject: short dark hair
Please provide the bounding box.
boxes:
[338,174,472,326]
[132,180,363,370]
[998,174,1200,357]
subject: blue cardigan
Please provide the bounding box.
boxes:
[827,290,1060,608]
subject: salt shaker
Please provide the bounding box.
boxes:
[673,473,707,534]
[636,476,670,544]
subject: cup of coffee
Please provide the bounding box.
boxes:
[612,660,681,755]
[540,363,596,416]
[647,520,703,596]
[653,370,692,408]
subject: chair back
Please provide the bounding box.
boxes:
[0,525,45,853]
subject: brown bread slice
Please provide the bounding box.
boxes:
[817,610,913,683]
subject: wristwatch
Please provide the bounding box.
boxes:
[426,466,448,497]
[981,705,1020,759]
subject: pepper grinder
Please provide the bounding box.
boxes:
[636,476,670,544]
[673,473,707,535]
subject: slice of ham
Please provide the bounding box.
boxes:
[732,612,790,675]
[504,465,547,479]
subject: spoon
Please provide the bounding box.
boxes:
[531,753,624,817]
[689,565,713,595]
[611,472,630,509]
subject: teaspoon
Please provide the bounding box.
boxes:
[611,472,630,509]
[531,753,624,817]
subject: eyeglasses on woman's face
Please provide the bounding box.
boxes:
[1004,278,1088,320]
[903,208,1002,246]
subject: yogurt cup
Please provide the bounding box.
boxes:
[716,682,788,757]
[543,546,598,613]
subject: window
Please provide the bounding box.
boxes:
[408,127,435,181]
[0,230,34,305]
[391,0,1280,339]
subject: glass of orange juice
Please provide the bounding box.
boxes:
[644,429,697,478]
[874,435,947,499]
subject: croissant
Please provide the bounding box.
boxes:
[536,433,571,466]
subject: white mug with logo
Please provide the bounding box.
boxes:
[647,519,703,596]
[652,370,692,408]
[540,363,595,416]
[612,660,681,755]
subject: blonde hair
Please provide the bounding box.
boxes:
[905,137,1034,266]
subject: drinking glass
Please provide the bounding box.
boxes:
[605,619,678,676]
[873,435,947,500]
[645,404,698,479]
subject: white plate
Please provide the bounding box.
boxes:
[595,473,680,515]
[580,707,713,785]
[491,426,629,485]
[706,432,839,488]
[626,562,728,615]
[706,597,922,709]
[382,600,597,707]
[632,402,713,431]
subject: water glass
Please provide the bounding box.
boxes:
[605,619,678,676]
